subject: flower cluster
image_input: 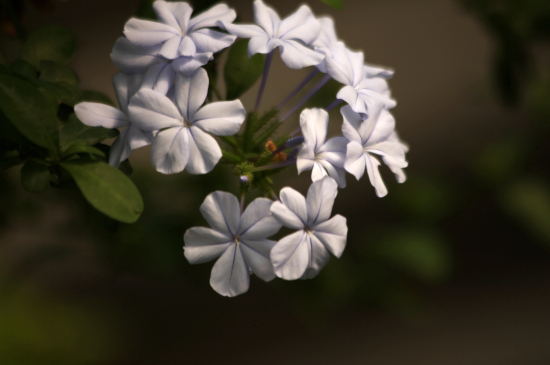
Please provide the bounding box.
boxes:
[73,0,409,297]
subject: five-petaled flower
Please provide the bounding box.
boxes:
[184,192,282,297]
[129,68,246,174]
[270,177,348,280]
[341,104,408,197]
[74,73,153,168]
[219,0,324,69]
[297,108,347,188]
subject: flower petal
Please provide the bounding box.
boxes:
[299,108,328,151]
[239,198,281,240]
[128,89,182,131]
[110,37,163,74]
[179,36,197,57]
[296,142,315,175]
[337,86,367,115]
[74,102,130,129]
[218,22,266,39]
[200,191,241,236]
[312,214,347,258]
[312,17,338,50]
[363,106,395,146]
[306,176,338,226]
[189,29,236,54]
[188,3,237,33]
[344,141,366,180]
[192,100,245,136]
[340,105,363,143]
[365,154,388,197]
[113,72,144,115]
[210,244,249,297]
[153,1,192,32]
[240,239,276,282]
[175,68,208,121]
[253,0,280,38]
[151,127,189,174]
[271,187,307,229]
[183,226,232,264]
[186,126,223,174]
[278,5,320,45]
[300,233,330,279]
[318,136,347,167]
[311,162,327,181]
[123,18,179,47]
[270,230,309,280]
[248,35,271,56]
[141,62,176,96]
[318,160,347,189]
[171,53,212,76]
[277,39,324,69]
[108,129,129,168]
[325,43,363,86]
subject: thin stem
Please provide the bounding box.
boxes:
[271,191,279,201]
[251,159,297,172]
[255,51,275,112]
[325,98,344,112]
[277,68,320,110]
[289,127,301,137]
[240,193,245,214]
[280,74,332,122]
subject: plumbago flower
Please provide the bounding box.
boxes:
[312,17,338,73]
[74,73,154,168]
[270,177,348,280]
[341,104,408,197]
[184,192,282,297]
[297,108,347,188]
[326,42,396,116]
[219,0,324,69]
[112,1,237,76]
[129,68,245,174]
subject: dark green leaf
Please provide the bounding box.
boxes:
[21,25,77,68]
[61,140,105,159]
[20,160,50,193]
[0,150,23,170]
[60,113,119,145]
[0,52,6,66]
[76,90,114,106]
[0,75,59,153]
[39,60,78,86]
[59,160,144,223]
[319,0,344,10]
[224,39,265,100]
[9,60,38,81]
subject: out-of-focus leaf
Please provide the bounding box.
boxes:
[9,59,38,81]
[319,0,344,10]
[0,110,35,147]
[501,177,550,248]
[39,60,78,86]
[474,138,528,182]
[59,160,144,223]
[21,25,77,68]
[60,140,105,159]
[0,74,59,153]
[0,52,6,66]
[20,160,50,193]
[374,229,452,284]
[224,39,265,100]
[0,150,23,170]
[60,114,119,145]
[136,0,156,20]
[76,90,114,106]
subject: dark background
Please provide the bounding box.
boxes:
[1,0,550,364]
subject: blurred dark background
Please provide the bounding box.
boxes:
[1,0,550,364]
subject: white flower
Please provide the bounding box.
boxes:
[184,192,282,297]
[325,42,396,115]
[219,0,324,69]
[74,73,153,168]
[270,177,348,280]
[312,16,338,73]
[297,108,347,188]
[341,104,408,197]
[111,37,214,77]
[128,67,245,175]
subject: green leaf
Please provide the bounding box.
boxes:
[60,140,105,159]
[224,39,265,100]
[20,160,50,194]
[0,150,23,170]
[21,25,77,68]
[319,0,344,10]
[39,60,78,86]
[76,90,114,106]
[0,74,59,153]
[60,114,119,145]
[9,60,38,81]
[60,160,144,223]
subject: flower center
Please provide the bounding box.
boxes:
[182,117,192,128]
[233,235,241,245]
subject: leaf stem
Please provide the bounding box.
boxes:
[277,68,320,110]
[325,98,344,112]
[252,159,296,172]
[280,74,332,122]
